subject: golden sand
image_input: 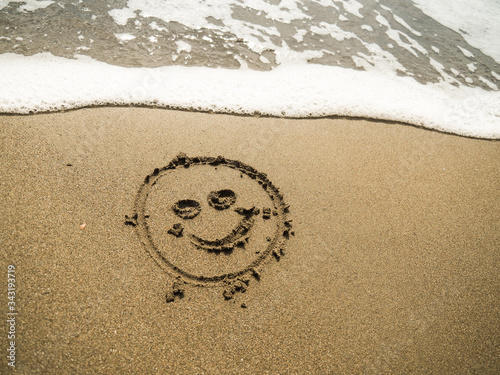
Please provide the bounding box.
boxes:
[1,107,498,373]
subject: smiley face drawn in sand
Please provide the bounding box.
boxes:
[126,153,292,301]
[169,189,259,252]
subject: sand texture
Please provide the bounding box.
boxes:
[1,108,499,374]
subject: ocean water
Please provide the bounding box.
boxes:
[0,0,499,138]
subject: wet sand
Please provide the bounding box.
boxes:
[1,107,499,374]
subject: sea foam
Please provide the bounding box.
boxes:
[413,0,500,63]
[1,0,499,139]
[1,52,499,139]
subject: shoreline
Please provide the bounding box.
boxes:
[3,104,500,141]
[2,53,499,139]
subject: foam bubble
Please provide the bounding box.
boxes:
[115,33,136,42]
[457,46,474,59]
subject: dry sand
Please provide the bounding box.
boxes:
[1,107,499,374]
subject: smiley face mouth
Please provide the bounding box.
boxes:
[188,207,260,252]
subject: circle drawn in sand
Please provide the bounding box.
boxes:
[126,153,292,302]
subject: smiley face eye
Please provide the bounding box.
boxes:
[172,199,202,219]
[208,189,237,210]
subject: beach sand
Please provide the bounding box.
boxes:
[1,107,499,374]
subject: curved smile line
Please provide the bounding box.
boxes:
[189,208,258,252]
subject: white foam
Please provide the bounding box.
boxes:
[335,0,363,18]
[0,0,54,12]
[313,0,338,10]
[392,14,422,37]
[355,43,406,74]
[292,29,307,42]
[429,58,460,86]
[467,63,477,73]
[479,76,498,91]
[108,0,311,64]
[373,11,428,58]
[101,0,498,87]
[413,0,500,63]
[385,29,427,57]
[457,46,473,59]
[176,40,192,54]
[115,33,136,42]
[375,12,390,28]
[109,0,308,28]
[0,52,498,139]
[259,55,270,64]
[108,6,136,26]
[310,22,357,42]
